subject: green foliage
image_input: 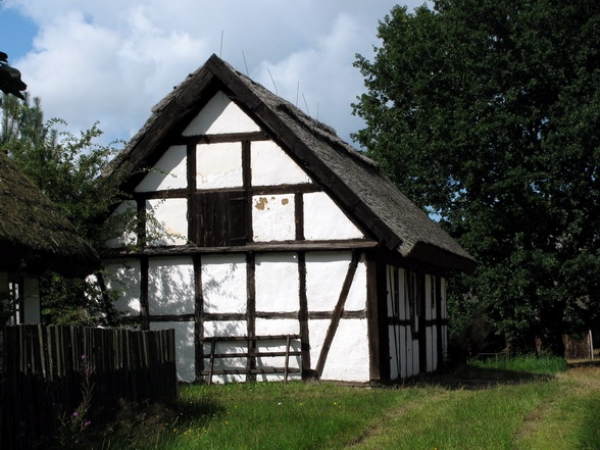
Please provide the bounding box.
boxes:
[0,93,127,325]
[353,0,600,353]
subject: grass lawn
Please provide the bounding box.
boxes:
[70,356,600,450]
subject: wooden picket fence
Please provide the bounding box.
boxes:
[0,324,177,449]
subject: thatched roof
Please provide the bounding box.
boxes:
[0,151,100,277]
[105,54,476,273]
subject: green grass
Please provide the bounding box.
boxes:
[70,355,600,450]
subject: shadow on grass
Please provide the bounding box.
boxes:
[401,364,557,391]
[68,394,226,450]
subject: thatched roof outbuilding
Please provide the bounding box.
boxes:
[0,151,100,277]
[104,54,476,273]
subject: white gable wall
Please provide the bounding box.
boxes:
[304,192,364,240]
[197,142,243,189]
[252,194,296,242]
[135,145,187,192]
[251,140,311,186]
[105,201,137,249]
[146,198,188,246]
[182,92,261,135]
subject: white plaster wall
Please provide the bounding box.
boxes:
[146,198,188,246]
[252,194,296,242]
[197,142,243,189]
[251,140,311,186]
[255,253,299,312]
[203,320,247,337]
[22,277,40,323]
[309,318,370,382]
[105,201,137,249]
[103,260,142,314]
[148,257,194,315]
[151,321,196,383]
[306,252,366,312]
[303,192,363,240]
[135,145,187,192]
[255,318,299,336]
[202,254,247,314]
[182,91,260,136]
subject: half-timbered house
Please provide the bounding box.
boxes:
[101,54,476,384]
[0,151,99,324]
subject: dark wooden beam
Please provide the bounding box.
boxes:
[246,252,256,381]
[172,131,269,146]
[297,252,311,379]
[194,254,204,381]
[107,239,379,258]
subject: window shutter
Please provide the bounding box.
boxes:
[196,191,246,247]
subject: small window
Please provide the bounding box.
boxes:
[4,276,23,325]
[196,191,247,247]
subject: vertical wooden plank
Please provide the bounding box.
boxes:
[295,193,304,241]
[208,340,216,386]
[435,275,444,369]
[364,257,384,383]
[187,142,197,241]
[137,198,147,248]
[297,252,311,379]
[246,252,256,382]
[418,273,427,374]
[284,335,291,384]
[37,323,47,380]
[243,140,253,243]
[385,265,396,379]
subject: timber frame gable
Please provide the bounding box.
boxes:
[101,55,476,384]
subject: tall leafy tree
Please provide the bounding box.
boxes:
[353,0,600,353]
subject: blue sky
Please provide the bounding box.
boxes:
[0,1,428,147]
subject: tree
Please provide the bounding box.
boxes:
[1,93,127,325]
[353,0,600,353]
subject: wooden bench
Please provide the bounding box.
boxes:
[202,334,302,384]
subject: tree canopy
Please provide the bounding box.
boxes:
[353,0,600,353]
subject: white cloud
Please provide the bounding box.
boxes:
[7,0,427,146]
